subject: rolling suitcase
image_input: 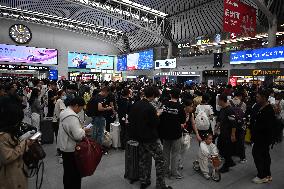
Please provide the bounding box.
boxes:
[124,140,139,184]
[40,117,54,144]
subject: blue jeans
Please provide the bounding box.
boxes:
[92,116,106,145]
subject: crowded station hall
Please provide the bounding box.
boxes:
[1,0,284,189]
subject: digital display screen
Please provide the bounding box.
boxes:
[230,46,284,64]
[49,70,58,80]
[155,58,176,69]
[0,44,58,65]
[68,52,114,70]
[127,49,153,70]
[117,55,127,71]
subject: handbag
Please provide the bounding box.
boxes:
[74,137,103,177]
[23,141,46,169]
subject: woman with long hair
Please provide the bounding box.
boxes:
[29,88,42,130]
[0,96,33,189]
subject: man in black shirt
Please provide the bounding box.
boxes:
[159,88,186,179]
[251,90,275,184]
[217,94,237,173]
[47,82,57,117]
[129,86,172,189]
[91,87,113,145]
[117,88,131,149]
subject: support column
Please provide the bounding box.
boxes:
[167,41,173,59]
[268,15,278,48]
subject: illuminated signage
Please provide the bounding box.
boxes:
[252,69,281,76]
[230,46,284,64]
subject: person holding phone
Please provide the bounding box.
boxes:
[0,96,34,189]
[58,97,91,189]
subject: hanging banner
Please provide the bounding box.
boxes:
[223,0,256,36]
[240,3,257,37]
[223,0,242,34]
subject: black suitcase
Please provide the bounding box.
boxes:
[40,117,54,144]
[124,140,139,184]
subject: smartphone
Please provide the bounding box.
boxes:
[30,132,42,140]
[85,123,93,129]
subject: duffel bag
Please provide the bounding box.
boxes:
[74,137,103,177]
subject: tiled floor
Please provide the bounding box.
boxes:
[29,139,284,189]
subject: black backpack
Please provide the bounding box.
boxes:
[229,100,245,129]
[85,96,98,117]
[271,118,283,148]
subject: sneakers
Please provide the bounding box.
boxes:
[267,176,272,182]
[203,173,211,180]
[228,162,236,167]
[240,159,247,164]
[170,173,183,180]
[219,166,229,173]
[161,186,173,189]
[252,177,269,184]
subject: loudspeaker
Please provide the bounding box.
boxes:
[214,53,223,68]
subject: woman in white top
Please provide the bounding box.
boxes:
[53,90,67,160]
[58,97,91,189]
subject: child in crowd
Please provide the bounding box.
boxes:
[198,133,218,179]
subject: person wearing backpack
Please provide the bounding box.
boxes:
[229,91,247,163]
[195,94,214,140]
[251,90,275,184]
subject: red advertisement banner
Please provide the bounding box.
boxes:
[223,0,256,36]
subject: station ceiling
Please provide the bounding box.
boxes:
[0,0,283,52]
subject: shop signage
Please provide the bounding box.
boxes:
[231,69,284,76]
[203,70,228,77]
[0,64,49,71]
[155,72,199,76]
[223,0,256,36]
[230,46,284,64]
[252,69,281,76]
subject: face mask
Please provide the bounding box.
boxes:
[61,96,67,101]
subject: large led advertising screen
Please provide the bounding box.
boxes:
[0,44,58,65]
[68,52,114,70]
[230,46,284,64]
[117,55,127,71]
[126,49,153,70]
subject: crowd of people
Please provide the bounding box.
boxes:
[0,77,283,189]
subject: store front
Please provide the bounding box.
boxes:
[154,71,201,84]
[203,70,228,85]
[230,69,284,85]
[0,64,52,79]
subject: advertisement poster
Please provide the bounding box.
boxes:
[155,58,176,69]
[68,52,114,70]
[117,55,127,71]
[0,44,58,65]
[126,49,154,70]
[229,77,238,87]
